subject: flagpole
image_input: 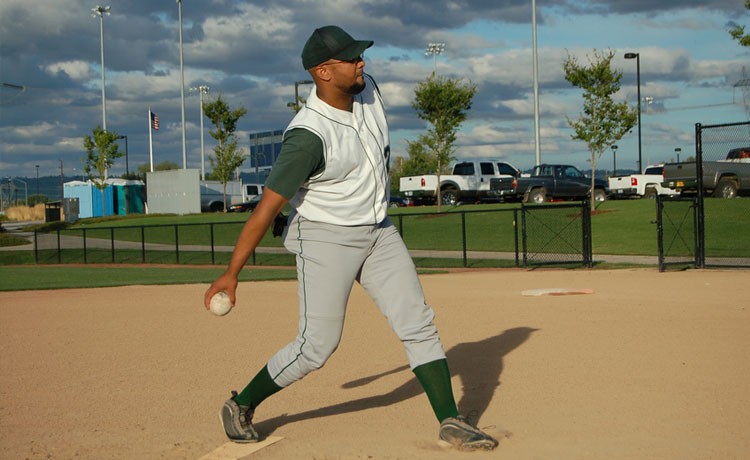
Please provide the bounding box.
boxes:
[148,107,154,172]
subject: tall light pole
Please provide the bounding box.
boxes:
[35,165,40,196]
[425,43,445,75]
[177,0,187,169]
[532,0,541,166]
[91,5,111,131]
[287,80,313,113]
[643,95,653,167]
[189,85,209,180]
[675,147,682,163]
[624,52,642,173]
[116,135,129,176]
[295,80,313,108]
[611,145,618,176]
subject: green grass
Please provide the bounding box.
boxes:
[590,200,661,255]
[0,232,29,247]
[1,199,748,291]
[0,265,454,291]
[0,265,298,291]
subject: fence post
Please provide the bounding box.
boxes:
[210,223,216,265]
[175,225,180,264]
[56,229,61,264]
[461,211,467,267]
[694,123,705,268]
[521,205,528,267]
[83,228,88,264]
[582,199,592,267]
[34,230,39,264]
[140,226,146,263]
[656,196,664,272]
[110,227,115,263]
[513,208,519,266]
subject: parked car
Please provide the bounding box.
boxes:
[227,195,261,212]
[399,159,521,206]
[489,164,609,203]
[608,164,679,199]
[663,146,750,198]
[389,196,409,208]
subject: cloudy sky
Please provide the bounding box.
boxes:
[1,0,748,181]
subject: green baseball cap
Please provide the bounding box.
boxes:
[301,25,373,70]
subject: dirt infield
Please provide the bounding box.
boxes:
[1,268,748,459]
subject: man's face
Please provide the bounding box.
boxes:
[321,56,366,95]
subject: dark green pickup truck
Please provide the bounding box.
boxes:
[489,164,609,203]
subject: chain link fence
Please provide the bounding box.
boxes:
[521,201,592,267]
[657,196,698,270]
[24,203,594,269]
[658,121,750,270]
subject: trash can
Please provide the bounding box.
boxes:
[44,201,61,222]
[63,197,79,223]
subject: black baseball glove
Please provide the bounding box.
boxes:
[272,213,288,237]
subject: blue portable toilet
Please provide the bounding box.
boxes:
[63,181,115,218]
[91,184,114,217]
[126,182,146,214]
[63,181,95,218]
[110,179,145,215]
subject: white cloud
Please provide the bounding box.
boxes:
[188,4,295,62]
[379,82,415,108]
[42,61,94,81]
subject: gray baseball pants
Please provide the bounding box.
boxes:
[267,213,446,388]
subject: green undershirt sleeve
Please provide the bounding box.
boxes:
[264,128,325,199]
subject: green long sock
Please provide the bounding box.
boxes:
[413,358,459,422]
[233,365,283,409]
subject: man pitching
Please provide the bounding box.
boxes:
[204,24,498,451]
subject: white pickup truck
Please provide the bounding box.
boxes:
[399,159,521,205]
[200,180,264,212]
[608,164,679,199]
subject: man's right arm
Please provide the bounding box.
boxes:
[203,188,288,309]
[203,128,324,309]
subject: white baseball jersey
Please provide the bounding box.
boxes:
[285,74,391,226]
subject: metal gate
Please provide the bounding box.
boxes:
[657,121,750,270]
[521,200,592,267]
[657,196,698,271]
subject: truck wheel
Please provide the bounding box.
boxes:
[209,202,224,212]
[527,188,546,204]
[713,179,738,198]
[441,188,458,206]
[643,187,657,199]
[592,189,607,202]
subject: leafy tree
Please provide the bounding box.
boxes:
[83,126,123,216]
[28,194,49,206]
[287,95,308,114]
[729,0,750,46]
[135,161,179,181]
[563,49,637,211]
[405,135,442,175]
[388,140,440,196]
[203,95,248,211]
[412,75,476,209]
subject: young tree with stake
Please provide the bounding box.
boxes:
[563,49,637,211]
[83,126,123,216]
[203,95,248,211]
[412,75,476,210]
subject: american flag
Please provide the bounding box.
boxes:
[150,111,160,131]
